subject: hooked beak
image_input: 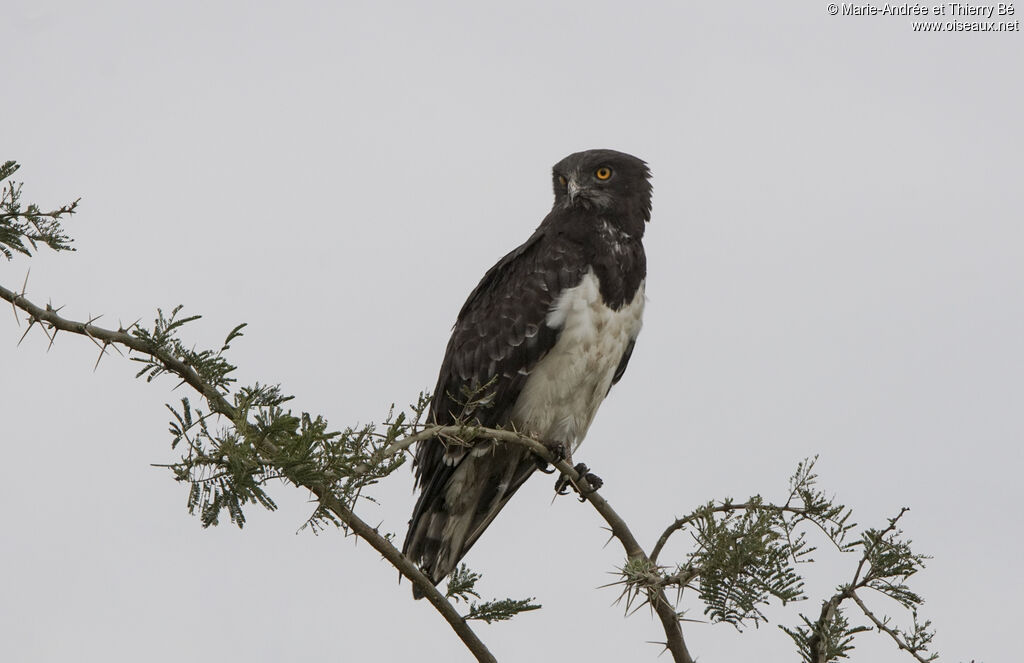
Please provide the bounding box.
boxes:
[567,179,582,204]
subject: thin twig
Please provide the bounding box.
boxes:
[0,200,80,222]
[650,502,815,564]
[849,591,933,663]
[851,507,910,586]
[806,507,914,663]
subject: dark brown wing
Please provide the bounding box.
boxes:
[412,222,587,487]
[402,220,588,590]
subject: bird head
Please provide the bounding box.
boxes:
[551,149,653,232]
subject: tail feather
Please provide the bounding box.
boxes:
[403,444,537,598]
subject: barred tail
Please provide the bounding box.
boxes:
[402,444,537,598]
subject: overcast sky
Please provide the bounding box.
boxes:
[2,2,1021,662]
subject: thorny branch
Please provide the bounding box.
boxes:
[848,593,931,663]
[449,428,696,663]
[0,200,80,223]
[0,282,498,663]
[801,508,936,663]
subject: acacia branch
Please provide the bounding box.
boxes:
[848,592,933,663]
[398,425,695,663]
[310,486,497,663]
[0,199,80,222]
[0,283,498,663]
[851,507,909,587]
[1,281,233,415]
[806,588,851,663]
[650,502,816,564]
[557,458,695,663]
[804,508,923,663]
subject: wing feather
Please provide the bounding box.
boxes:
[609,338,636,392]
[403,221,588,588]
[412,223,586,486]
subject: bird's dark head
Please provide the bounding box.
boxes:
[551,149,652,234]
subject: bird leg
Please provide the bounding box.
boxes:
[555,462,604,502]
[535,440,568,474]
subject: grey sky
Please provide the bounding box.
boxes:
[3,1,1021,661]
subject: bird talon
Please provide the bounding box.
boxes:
[536,440,568,474]
[554,462,602,499]
[545,441,568,462]
[582,471,603,492]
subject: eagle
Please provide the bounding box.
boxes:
[403,149,652,597]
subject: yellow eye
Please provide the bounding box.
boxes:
[558,175,567,186]
[595,167,612,181]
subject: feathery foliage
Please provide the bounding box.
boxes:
[612,458,939,661]
[465,598,542,624]
[446,564,484,603]
[446,564,542,623]
[781,608,869,663]
[689,495,807,626]
[132,306,246,393]
[633,458,855,631]
[0,161,77,259]
[779,508,937,663]
[147,304,420,529]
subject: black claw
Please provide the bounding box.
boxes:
[535,441,568,474]
[546,441,568,462]
[583,472,603,491]
[576,472,603,501]
[554,462,603,500]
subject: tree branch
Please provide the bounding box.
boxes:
[650,502,816,564]
[0,283,498,663]
[394,425,695,663]
[801,507,931,663]
[806,589,851,663]
[0,200,80,223]
[848,592,933,663]
[1,281,233,415]
[312,487,498,663]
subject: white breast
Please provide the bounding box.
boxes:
[510,270,645,451]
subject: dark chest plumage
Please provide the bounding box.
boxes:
[553,210,646,310]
